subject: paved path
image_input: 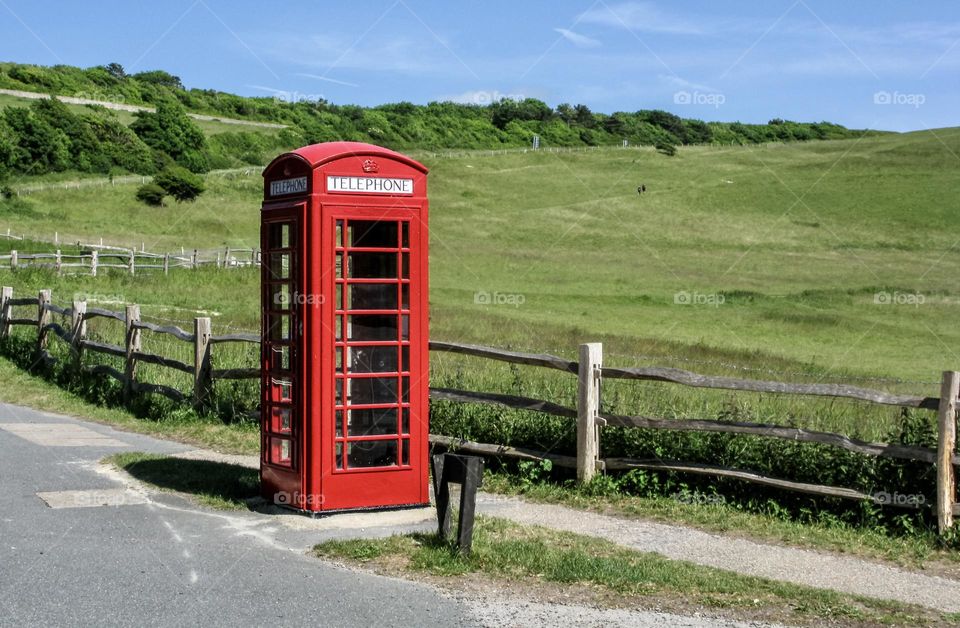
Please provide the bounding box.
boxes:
[0,402,773,628]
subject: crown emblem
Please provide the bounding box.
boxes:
[362,159,379,173]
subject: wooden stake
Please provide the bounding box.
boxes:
[193,317,212,410]
[577,343,602,483]
[938,370,959,534]
[123,304,141,404]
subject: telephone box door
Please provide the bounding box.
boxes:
[260,206,304,505]
[320,207,428,509]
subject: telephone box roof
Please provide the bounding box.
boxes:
[266,141,428,174]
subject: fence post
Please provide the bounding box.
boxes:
[577,342,602,483]
[0,286,11,339]
[90,250,98,277]
[70,299,87,367]
[224,247,231,267]
[937,370,960,534]
[122,304,141,404]
[36,289,51,353]
[192,249,198,269]
[55,249,62,275]
[10,249,17,271]
[163,254,169,275]
[128,249,135,276]
[193,317,212,411]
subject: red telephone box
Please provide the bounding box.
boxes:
[259,141,429,513]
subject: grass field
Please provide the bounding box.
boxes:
[2,129,958,384]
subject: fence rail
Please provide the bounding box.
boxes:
[2,284,958,532]
[0,247,261,276]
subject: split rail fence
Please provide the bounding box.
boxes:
[0,247,260,276]
[2,285,959,533]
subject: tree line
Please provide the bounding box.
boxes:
[0,61,877,185]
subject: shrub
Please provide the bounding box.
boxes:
[655,140,677,156]
[135,183,166,206]
[154,166,205,202]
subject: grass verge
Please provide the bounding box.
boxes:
[105,452,259,510]
[315,516,948,627]
[481,471,960,572]
[0,355,258,454]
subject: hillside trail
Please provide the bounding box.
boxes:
[172,449,960,613]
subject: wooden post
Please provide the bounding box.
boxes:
[90,250,98,277]
[128,249,135,276]
[937,370,960,534]
[0,286,11,339]
[10,249,17,271]
[577,342,602,483]
[122,304,141,404]
[216,252,221,269]
[163,254,169,275]
[224,247,231,267]
[193,317,212,410]
[70,299,87,367]
[36,289,51,352]
[55,249,62,275]
[192,249,198,269]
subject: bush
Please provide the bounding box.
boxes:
[154,166,205,202]
[655,140,677,156]
[135,183,166,206]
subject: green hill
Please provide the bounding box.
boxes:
[1,128,957,385]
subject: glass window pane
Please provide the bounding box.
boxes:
[402,408,410,434]
[347,346,398,373]
[401,345,410,372]
[269,253,290,280]
[335,316,343,340]
[272,378,293,402]
[271,406,292,433]
[401,253,409,278]
[272,284,291,310]
[336,220,343,248]
[336,253,343,278]
[402,439,409,466]
[401,315,409,341]
[335,378,343,405]
[269,314,291,341]
[347,440,398,468]
[348,283,398,310]
[349,221,397,248]
[336,442,343,469]
[348,376,398,405]
[401,222,409,248]
[348,252,397,278]
[272,345,290,371]
[336,410,343,437]
[401,283,409,309]
[335,347,343,369]
[348,314,397,341]
[401,377,409,403]
[269,223,291,249]
[347,407,398,436]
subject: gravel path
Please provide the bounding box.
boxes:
[456,596,781,628]
[478,495,960,613]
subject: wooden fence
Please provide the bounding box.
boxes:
[3,285,959,532]
[0,247,260,276]
[0,286,259,410]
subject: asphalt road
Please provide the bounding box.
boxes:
[0,402,470,627]
[0,402,774,628]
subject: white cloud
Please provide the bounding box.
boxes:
[554,28,601,48]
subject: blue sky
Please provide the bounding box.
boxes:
[0,1,956,131]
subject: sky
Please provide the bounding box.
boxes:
[0,1,956,132]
